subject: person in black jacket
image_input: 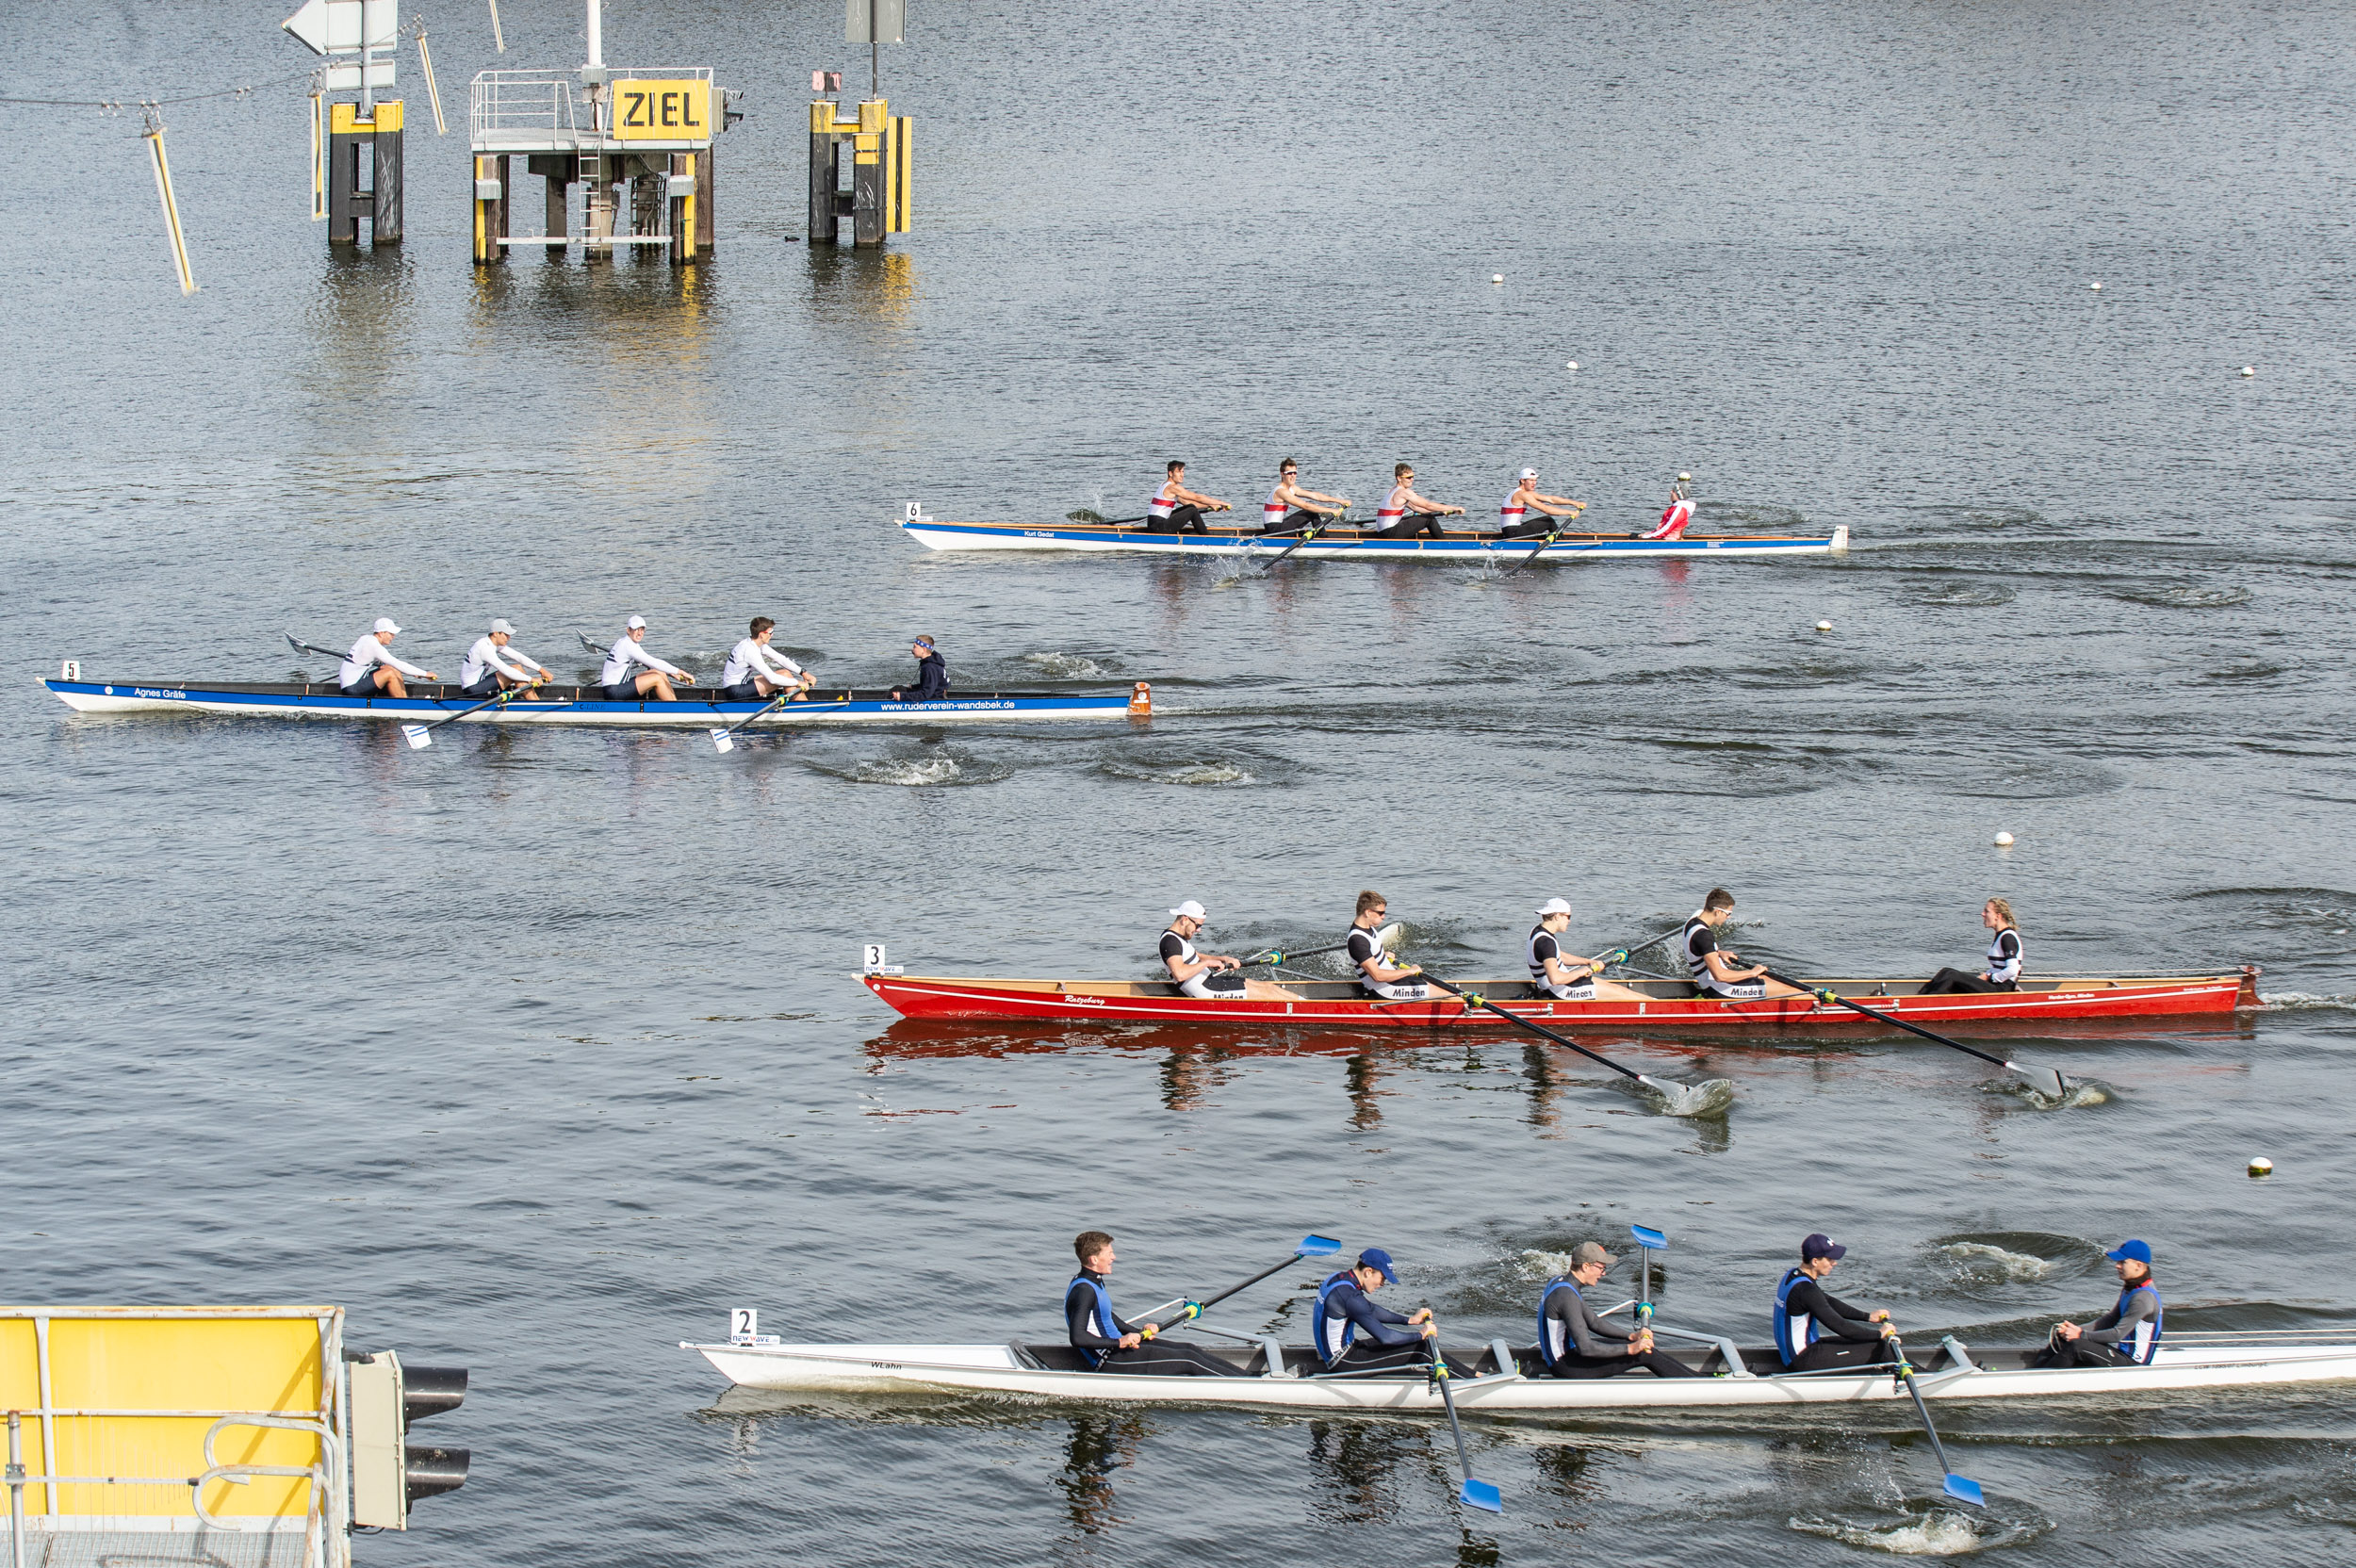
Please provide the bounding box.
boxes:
[1064,1231,1236,1376]
[1772,1233,1900,1371]
[890,636,950,702]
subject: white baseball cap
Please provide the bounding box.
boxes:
[489,618,515,636]
[1536,897,1574,918]
[1519,467,1538,480]
[372,616,401,634]
[626,614,647,629]
[1169,900,1208,923]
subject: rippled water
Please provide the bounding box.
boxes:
[8,0,2356,1563]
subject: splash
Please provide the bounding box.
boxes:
[1936,1241,2054,1282]
[1515,1248,1580,1280]
[1624,1076,1735,1118]
[1792,1510,1990,1556]
[1023,651,1108,678]
[850,757,968,787]
[1982,1077,2108,1110]
[1100,759,1254,786]
[2110,583,2253,610]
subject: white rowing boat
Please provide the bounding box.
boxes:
[682,1329,2356,1412]
[898,514,1848,563]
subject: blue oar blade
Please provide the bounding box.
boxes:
[1298,1235,1342,1256]
[1460,1478,1504,1514]
[1941,1473,1985,1509]
[1629,1225,1667,1250]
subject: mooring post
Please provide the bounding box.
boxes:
[809,101,840,244]
[472,153,510,263]
[370,99,404,242]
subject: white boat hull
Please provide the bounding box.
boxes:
[901,519,1849,562]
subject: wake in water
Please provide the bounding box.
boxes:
[1606,1074,1737,1118]
[1792,1505,2034,1556]
[1935,1240,2056,1283]
[1022,651,1111,679]
[1982,1076,2109,1111]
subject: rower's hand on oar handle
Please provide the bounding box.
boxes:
[1117,1331,1144,1350]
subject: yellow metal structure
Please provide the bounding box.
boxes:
[612,78,712,141]
[808,96,910,243]
[330,100,403,136]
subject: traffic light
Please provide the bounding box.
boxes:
[349,1349,469,1528]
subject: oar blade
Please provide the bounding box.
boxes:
[1629,1225,1667,1250]
[2013,1063,2068,1101]
[1940,1473,1985,1509]
[1460,1478,1504,1514]
[400,723,433,750]
[710,727,735,754]
[1298,1234,1342,1257]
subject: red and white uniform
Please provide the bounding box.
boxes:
[1263,482,1290,528]
[1377,483,1410,526]
[1645,493,1694,540]
[1148,482,1177,525]
[1499,489,1530,528]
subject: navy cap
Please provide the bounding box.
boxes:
[1356,1248,1398,1282]
[1801,1233,1847,1262]
[2105,1238,2152,1265]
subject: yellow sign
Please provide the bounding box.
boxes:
[613,79,711,140]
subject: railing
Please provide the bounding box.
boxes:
[469,70,581,145]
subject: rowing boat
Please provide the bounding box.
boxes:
[859,968,2261,1029]
[683,1330,2356,1411]
[899,514,1848,563]
[42,673,1154,728]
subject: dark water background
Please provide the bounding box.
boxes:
[7,0,2356,1560]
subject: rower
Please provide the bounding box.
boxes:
[1258,459,1350,535]
[1314,1249,1463,1374]
[1348,890,1427,1001]
[1528,897,1605,1000]
[889,636,949,702]
[1534,1242,1704,1380]
[1146,460,1231,534]
[1679,889,1808,1002]
[1372,463,1464,540]
[1066,1231,1236,1377]
[598,615,695,702]
[719,617,813,702]
[458,618,550,699]
[1772,1233,1899,1372]
[337,617,435,698]
[1919,898,2022,995]
[1496,467,1585,539]
[1642,473,1696,540]
[2035,1240,2163,1368]
[1161,901,1246,999]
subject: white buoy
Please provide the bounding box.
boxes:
[2249,1156,2273,1178]
[2241,366,2255,377]
[1993,831,2015,847]
[1492,273,1504,284]
[1814,620,1833,632]
[2089,281,2102,290]
[1565,360,1579,370]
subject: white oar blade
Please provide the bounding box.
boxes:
[2013,1064,2068,1101]
[710,727,734,754]
[401,724,433,749]
[1461,1478,1503,1514]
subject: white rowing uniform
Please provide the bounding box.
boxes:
[1377,483,1410,527]
[1348,923,1427,1001]
[1986,926,2022,986]
[1148,482,1177,525]
[1263,482,1291,530]
[1528,925,1596,1000]
[339,633,430,692]
[461,636,544,689]
[1160,925,1244,1000]
[721,638,805,689]
[600,635,689,689]
[1682,910,1767,999]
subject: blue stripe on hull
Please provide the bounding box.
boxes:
[43,681,1137,726]
[901,520,1847,560]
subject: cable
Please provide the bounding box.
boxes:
[0,69,314,110]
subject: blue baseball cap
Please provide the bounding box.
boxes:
[2105,1239,2152,1265]
[1801,1233,1846,1262]
[1356,1248,1398,1282]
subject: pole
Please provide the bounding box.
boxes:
[871,0,880,98]
[586,0,603,67]
[8,1410,26,1568]
[359,0,381,114]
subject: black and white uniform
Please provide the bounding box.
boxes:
[597,636,689,701]
[337,634,431,697]
[1528,925,1596,1000]
[1350,924,1426,1001]
[1921,926,2022,995]
[1682,911,1767,1000]
[459,636,545,697]
[1159,926,1244,999]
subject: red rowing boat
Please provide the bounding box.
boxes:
[861,969,2262,1031]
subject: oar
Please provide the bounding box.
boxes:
[285,632,347,662]
[1240,922,1401,968]
[1760,969,2071,1101]
[1630,1224,1666,1337]
[577,630,610,657]
[1424,976,1726,1112]
[1889,1334,1985,1508]
[1068,508,1148,526]
[400,683,535,749]
[1250,513,1342,574]
[1497,506,1584,578]
[1429,1331,1503,1513]
[1134,1234,1342,1331]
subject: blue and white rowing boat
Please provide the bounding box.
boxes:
[900,514,1849,563]
[42,673,1154,728]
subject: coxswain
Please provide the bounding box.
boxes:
[338,618,434,698]
[1535,1242,1704,1379]
[1314,1249,1469,1373]
[597,615,695,701]
[1528,898,1608,999]
[1679,889,1808,1002]
[1372,463,1464,540]
[889,635,950,702]
[719,616,813,702]
[1919,898,2023,995]
[2035,1239,2163,1368]
[1772,1233,1899,1371]
[1258,459,1350,535]
[1146,461,1231,534]
[1496,468,1585,539]
[458,619,550,699]
[1066,1231,1237,1376]
[1347,890,1427,1000]
[1161,901,1247,999]
[1642,473,1696,540]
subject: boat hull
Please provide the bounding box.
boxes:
[860,972,2256,1030]
[685,1338,2356,1412]
[901,518,1849,562]
[43,678,1145,728]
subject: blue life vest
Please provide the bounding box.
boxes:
[1069,1273,1122,1369]
[1314,1270,1359,1365]
[1772,1267,1822,1366]
[1535,1278,1580,1367]
[2117,1279,2164,1364]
